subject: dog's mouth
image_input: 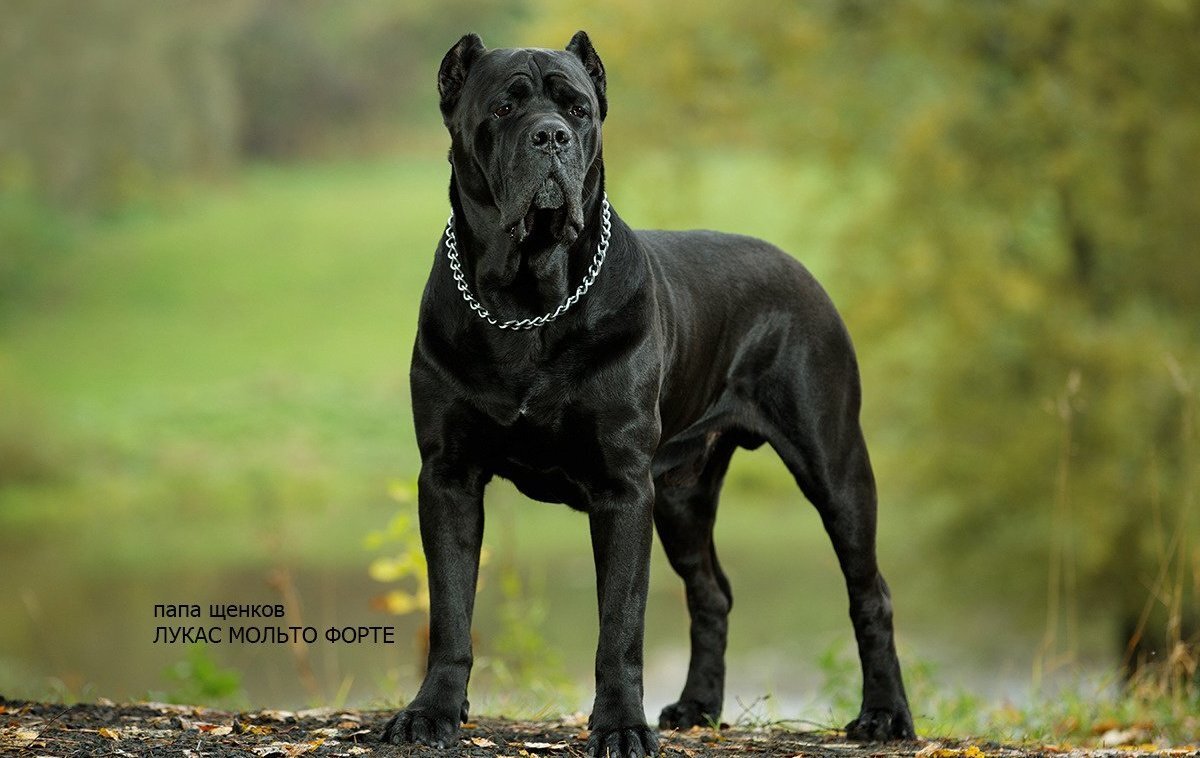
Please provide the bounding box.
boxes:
[508,177,583,247]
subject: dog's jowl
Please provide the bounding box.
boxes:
[381,31,915,756]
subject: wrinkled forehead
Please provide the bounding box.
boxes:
[462,48,594,103]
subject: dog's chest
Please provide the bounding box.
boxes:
[475,385,609,508]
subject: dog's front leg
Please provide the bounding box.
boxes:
[382,464,484,748]
[586,478,659,757]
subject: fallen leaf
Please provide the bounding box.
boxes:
[560,712,588,727]
[98,727,121,740]
[254,709,297,722]
[1099,727,1149,747]
[251,741,320,757]
[1091,718,1121,735]
[144,702,206,716]
[110,726,176,739]
[471,736,497,747]
[523,741,568,750]
[915,746,985,758]
[311,727,340,738]
[0,728,39,748]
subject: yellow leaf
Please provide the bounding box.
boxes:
[367,556,404,582]
[98,727,120,740]
[371,589,422,615]
[2,728,39,747]
[388,481,415,504]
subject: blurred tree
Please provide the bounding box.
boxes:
[840,1,1200,639]
[0,0,524,210]
[0,0,241,211]
[228,0,522,157]
[521,0,1200,643]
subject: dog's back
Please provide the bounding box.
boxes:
[633,228,850,440]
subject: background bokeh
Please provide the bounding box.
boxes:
[1,0,1197,733]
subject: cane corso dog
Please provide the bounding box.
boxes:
[381,31,914,756]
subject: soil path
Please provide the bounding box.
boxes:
[0,699,1191,757]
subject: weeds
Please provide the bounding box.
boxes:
[368,479,579,717]
[157,644,246,708]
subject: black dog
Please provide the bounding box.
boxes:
[382,31,914,757]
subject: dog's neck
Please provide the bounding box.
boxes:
[447,169,606,323]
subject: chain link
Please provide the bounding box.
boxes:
[443,193,611,330]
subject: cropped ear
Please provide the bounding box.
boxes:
[438,33,486,121]
[566,30,607,121]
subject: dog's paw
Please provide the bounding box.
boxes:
[587,724,659,757]
[845,704,916,742]
[381,705,462,748]
[657,699,720,729]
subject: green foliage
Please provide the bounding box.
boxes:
[839,4,1200,623]
[815,642,859,724]
[365,482,430,619]
[480,562,579,711]
[905,658,986,738]
[984,668,1200,747]
[367,480,579,713]
[160,644,245,707]
[527,0,1200,632]
[0,191,75,312]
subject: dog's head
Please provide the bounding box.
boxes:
[437,31,606,250]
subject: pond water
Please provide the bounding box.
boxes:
[0,490,1101,726]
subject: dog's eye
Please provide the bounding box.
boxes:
[493,103,513,119]
[569,105,589,119]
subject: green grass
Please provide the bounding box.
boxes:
[1,158,451,567]
[0,150,871,571]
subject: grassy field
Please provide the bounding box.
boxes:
[0,151,872,569]
[2,159,439,566]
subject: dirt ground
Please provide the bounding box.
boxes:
[0,698,1194,757]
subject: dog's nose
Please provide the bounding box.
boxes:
[530,120,571,150]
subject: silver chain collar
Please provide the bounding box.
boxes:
[443,193,611,330]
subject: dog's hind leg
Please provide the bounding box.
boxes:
[753,334,915,741]
[653,436,737,730]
